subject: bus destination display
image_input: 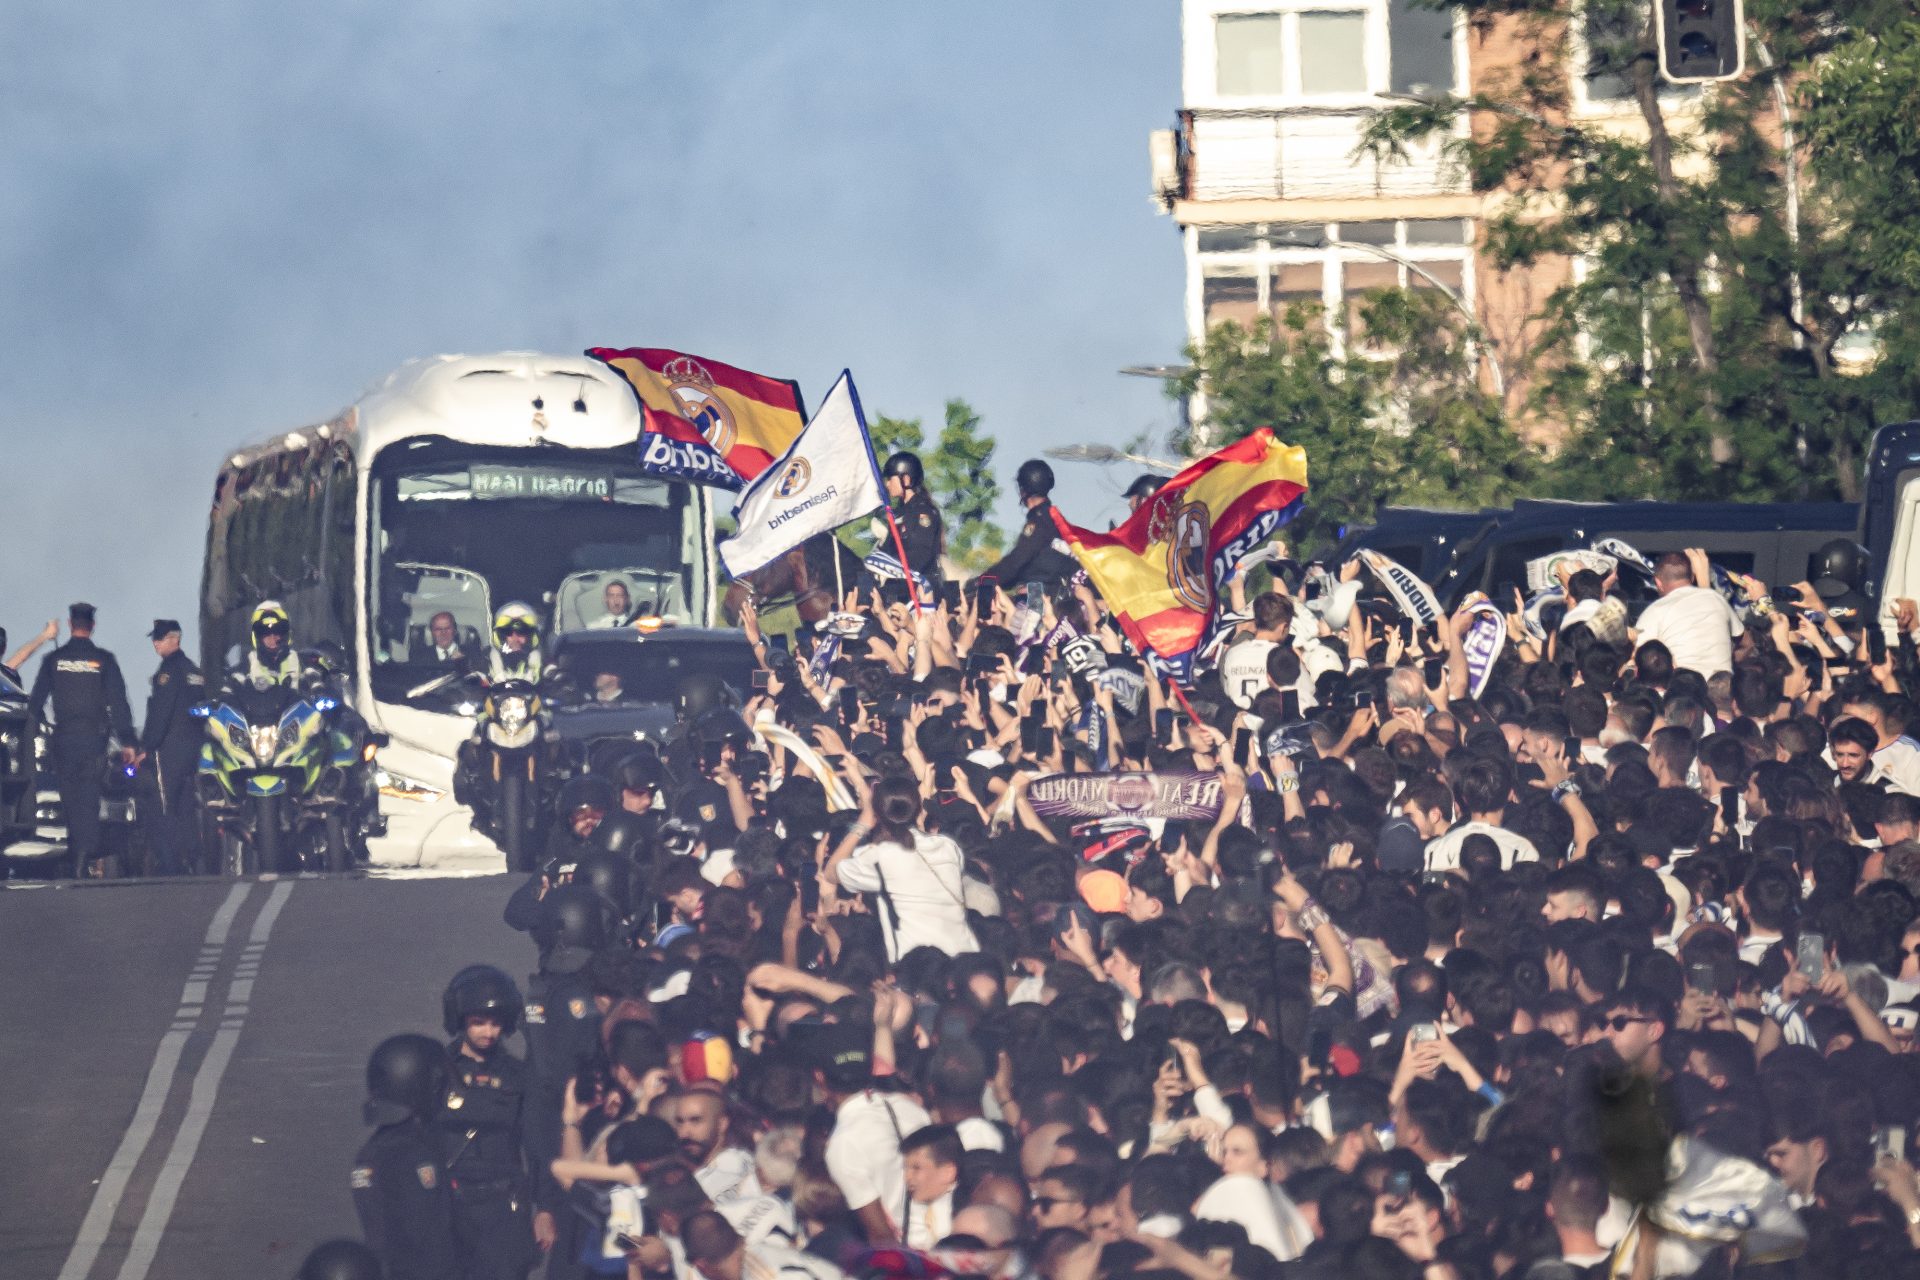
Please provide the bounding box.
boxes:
[469,465,612,501]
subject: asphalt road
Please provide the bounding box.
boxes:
[0,872,533,1280]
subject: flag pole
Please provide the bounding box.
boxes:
[833,537,846,606]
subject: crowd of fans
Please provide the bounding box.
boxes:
[349,541,1920,1280]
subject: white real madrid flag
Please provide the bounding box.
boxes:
[718,370,885,578]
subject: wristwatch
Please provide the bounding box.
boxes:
[1551,779,1581,802]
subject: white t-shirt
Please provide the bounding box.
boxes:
[1423,820,1540,873]
[1191,1174,1311,1263]
[1219,639,1277,710]
[1633,586,1743,677]
[696,1145,763,1204]
[823,1090,932,1224]
[1875,738,1920,797]
[836,832,979,961]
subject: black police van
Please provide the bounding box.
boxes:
[1343,498,1860,610]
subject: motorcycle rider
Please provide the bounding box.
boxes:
[437,965,550,1277]
[881,451,943,583]
[242,600,301,688]
[352,1033,461,1280]
[488,603,544,683]
[136,619,205,876]
[980,459,1078,596]
[28,603,135,877]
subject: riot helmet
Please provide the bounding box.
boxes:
[1809,539,1870,598]
[1124,474,1166,508]
[674,672,728,723]
[882,451,925,489]
[535,883,609,972]
[363,1033,449,1126]
[593,810,652,860]
[1015,459,1055,500]
[297,1241,384,1280]
[441,964,524,1037]
[693,707,753,755]
[555,774,617,823]
[573,850,636,919]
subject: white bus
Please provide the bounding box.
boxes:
[198,352,720,868]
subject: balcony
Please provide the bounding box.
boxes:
[1158,107,1464,209]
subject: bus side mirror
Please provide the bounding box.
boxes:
[368,731,391,749]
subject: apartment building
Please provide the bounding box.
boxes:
[1149,2,1697,421]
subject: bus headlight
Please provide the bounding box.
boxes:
[375,766,444,803]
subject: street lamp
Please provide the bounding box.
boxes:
[1044,443,1183,473]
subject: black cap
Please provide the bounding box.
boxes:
[147,619,181,640]
[69,602,96,626]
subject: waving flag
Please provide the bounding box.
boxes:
[1051,429,1308,683]
[588,346,808,488]
[719,372,886,578]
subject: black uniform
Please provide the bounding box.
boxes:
[28,636,135,868]
[351,1118,463,1280]
[892,488,945,582]
[435,1044,539,1280]
[981,498,1078,591]
[139,649,204,875]
[520,968,601,1221]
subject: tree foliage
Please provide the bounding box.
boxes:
[926,398,1005,571]
[868,413,925,461]
[1174,290,1534,549]
[1335,0,1920,506]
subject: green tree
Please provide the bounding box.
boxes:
[1359,0,1920,502]
[868,413,925,461]
[926,398,1006,571]
[1174,291,1533,549]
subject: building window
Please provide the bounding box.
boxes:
[1270,263,1325,318]
[1210,2,1462,102]
[1216,13,1288,96]
[1297,12,1368,95]
[1203,271,1262,330]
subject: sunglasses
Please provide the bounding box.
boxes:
[1604,1014,1653,1032]
[1031,1196,1081,1213]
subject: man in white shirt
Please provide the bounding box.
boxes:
[817,1030,932,1244]
[1422,758,1539,872]
[1631,551,1742,677]
[684,1208,846,1280]
[1839,689,1920,796]
[675,1086,762,1204]
[593,580,634,628]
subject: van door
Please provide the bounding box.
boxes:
[1865,423,1920,623]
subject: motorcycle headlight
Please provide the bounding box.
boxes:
[375,765,445,803]
[496,695,531,731]
[248,724,280,762]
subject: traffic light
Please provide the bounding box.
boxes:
[1656,0,1746,84]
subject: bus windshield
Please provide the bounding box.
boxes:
[367,444,702,710]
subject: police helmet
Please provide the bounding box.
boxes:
[297,1240,384,1280]
[573,850,636,918]
[535,883,609,971]
[674,672,728,722]
[1124,474,1166,502]
[882,451,925,486]
[594,810,652,860]
[442,964,524,1037]
[362,1033,449,1126]
[1809,539,1870,598]
[1015,459,1055,499]
[250,600,291,653]
[492,601,541,648]
[693,707,753,753]
[554,774,617,819]
[611,753,664,798]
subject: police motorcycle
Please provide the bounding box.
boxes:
[192,615,375,875]
[436,603,552,873]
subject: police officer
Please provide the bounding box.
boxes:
[980,459,1078,595]
[488,603,544,683]
[1124,473,1167,513]
[241,600,301,688]
[352,1033,461,1280]
[136,619,204,876]
[437,966,548,1279]
[28,603,135,878]
[520,886,606,1262]
[881,451,944,583]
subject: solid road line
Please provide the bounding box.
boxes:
[113,879,295,1280]
[55,882,255,1280]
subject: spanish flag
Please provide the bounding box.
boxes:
[1051,429,1308,682]
[588,347,807,486]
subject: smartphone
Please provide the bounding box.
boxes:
[768,633,791,654]
[1871,627,1889,665]
[751,670,771,691]
[1230,725,1251,765]
[1025,580,1045,605]
[1383,1169,1413,1209]
[1719,789,1739,829]
[837,686,859,723]
[884,716,902,750]
[1022,711,1047,754]
[1411,1022,1440,1043]
[975,577,999,612]
[941,581,962,611]
[1797,932,1826,981]
[1876,1126,1908,1162]
[1350,689,1376,710]
[1686,963,1717,996]
[1154,708,1176,741]
[1423,656,1446,687]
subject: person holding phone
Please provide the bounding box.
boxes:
[825,773,978,962]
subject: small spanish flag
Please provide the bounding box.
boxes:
[1051,429,1308,683]
[589,347,807,487]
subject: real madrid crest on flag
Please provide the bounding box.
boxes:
[587,346,809,489]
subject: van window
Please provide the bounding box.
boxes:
[1486,536,1566,598]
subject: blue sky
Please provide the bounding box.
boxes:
[0,1,1186,665]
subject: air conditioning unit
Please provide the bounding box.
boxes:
[1149,129,1179,209]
